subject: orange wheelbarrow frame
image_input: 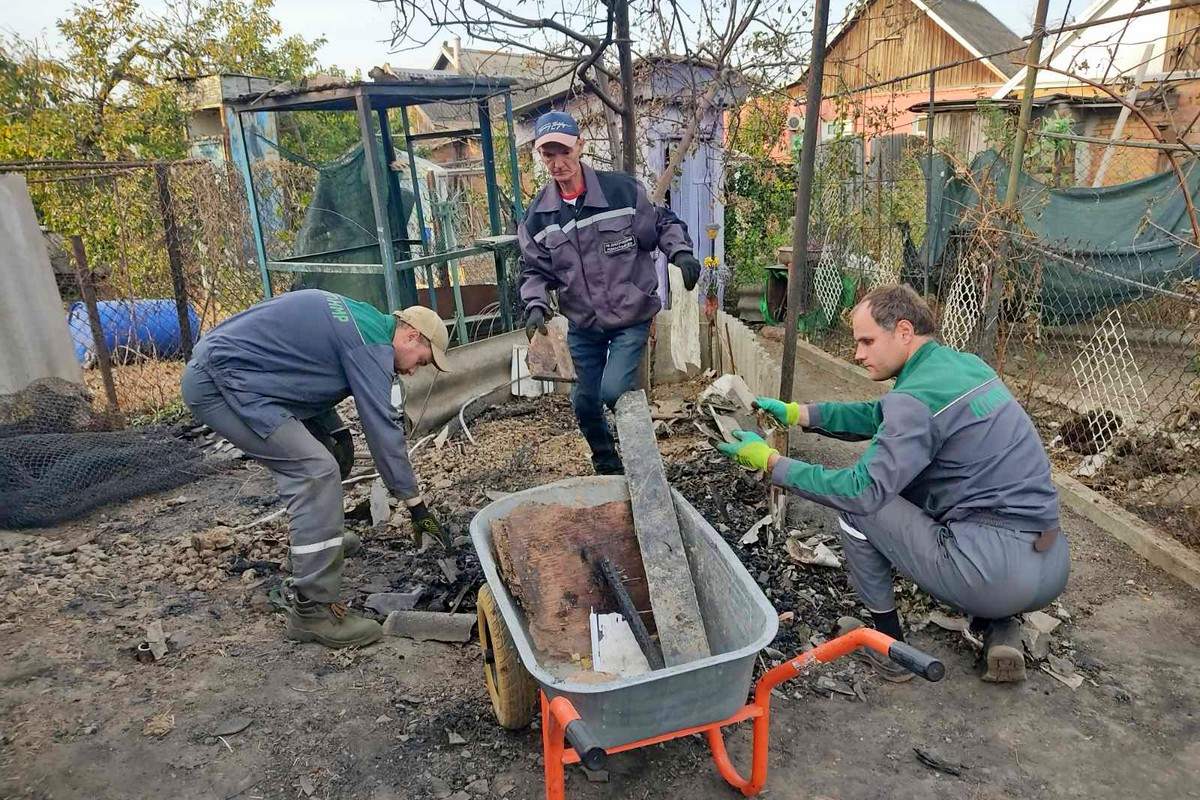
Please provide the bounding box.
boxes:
[540,627,944,799]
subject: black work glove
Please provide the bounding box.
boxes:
[672,251,702,292]
[525,306,550,341]
[410,501,449,547]
[329,429,355,481]
[303,417,355,480]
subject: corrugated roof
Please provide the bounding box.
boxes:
[425,46,580,127]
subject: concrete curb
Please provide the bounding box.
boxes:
[791,337,876,387]
[786,337,1200,591]
[1053,472,1200,590]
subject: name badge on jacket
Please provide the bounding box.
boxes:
[602,235,636,256]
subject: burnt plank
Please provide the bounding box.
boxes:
[490,500,650,660]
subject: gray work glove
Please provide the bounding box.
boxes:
[672,251,702,291]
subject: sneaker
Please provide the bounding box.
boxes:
[283,581,382,649]
[979,617,1026,683]
[836,617,915,683]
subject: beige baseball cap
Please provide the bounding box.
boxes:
[392,306,451,372]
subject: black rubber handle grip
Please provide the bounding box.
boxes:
[565,720,607,771]
[888,641,946,682]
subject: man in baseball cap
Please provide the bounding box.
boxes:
[533,110,581,150]
[519,110,702,475]
[181,289,452,649]
[393,305,452,374]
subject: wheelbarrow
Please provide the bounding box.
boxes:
[470,477,944,799]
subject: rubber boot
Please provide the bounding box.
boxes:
[283,531,360,574]
[980,617,1026,683]
[283,581,381,649]
[837,616,915,683]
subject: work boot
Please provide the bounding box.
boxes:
[589,438,624,475]
[283,531,360,573]
[283,580,382,649]
[979,617,1026,683]
[836,617,915,683]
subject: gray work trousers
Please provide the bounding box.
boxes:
[839,497,1070,620]
[181,364,344,603]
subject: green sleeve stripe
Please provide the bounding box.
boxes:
[816,401,881,436]
[783,440,879,498]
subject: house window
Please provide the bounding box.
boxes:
[912,114,930,138]
[821,118,853,141]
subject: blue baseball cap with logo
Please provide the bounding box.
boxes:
[534,111,581,150]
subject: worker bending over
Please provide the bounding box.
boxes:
[182,290,450,648]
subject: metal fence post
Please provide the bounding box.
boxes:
[229,111,273,299]
[981,0,1050,365]
[780,0,832,401]
[356,91,404,311]
[153,163,195,362]
[925,70,935,299]
[504,92,524,221]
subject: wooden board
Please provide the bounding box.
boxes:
[614,390,711,666]
[490,500,652,660]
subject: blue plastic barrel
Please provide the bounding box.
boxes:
[67,299,201,367]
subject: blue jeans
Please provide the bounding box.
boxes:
[567,320,652,472]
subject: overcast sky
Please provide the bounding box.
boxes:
[5,0,1073,77]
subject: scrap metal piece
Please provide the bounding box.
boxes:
[594,557,664,671]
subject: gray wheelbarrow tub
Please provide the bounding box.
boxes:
[469,475,779,749]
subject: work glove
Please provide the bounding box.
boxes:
[671,251,702,292]
[717,430,778,472]
[303,416,355,480]
[329,429,355,481]
[753,397,802,427]
[410,501,450,547]
[525,306,550,340]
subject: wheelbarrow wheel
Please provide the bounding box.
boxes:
[477,584,538,730]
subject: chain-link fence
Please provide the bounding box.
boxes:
[11,159,265,425]
[241,108,517,343]
[799,133,1200,543]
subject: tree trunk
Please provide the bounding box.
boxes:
[597,65,623,170]
[615,0,637,173]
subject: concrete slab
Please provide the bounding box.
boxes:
[1055,472,1200,591]
[614,389,710,666]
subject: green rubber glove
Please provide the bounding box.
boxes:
[754,397,801,426]
[716,430,778,472]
